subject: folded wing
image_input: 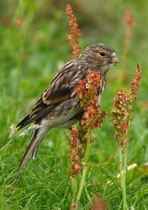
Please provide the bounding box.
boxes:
[16,60,78,130]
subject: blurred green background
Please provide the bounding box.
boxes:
[0,0,148,209]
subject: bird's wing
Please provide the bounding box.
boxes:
[16,60,79,130]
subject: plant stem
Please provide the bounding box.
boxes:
[75,129,91,205]
[14,0,25,100]
[119,25,130,85]
[124,107,131,170]
[122,107,131,210]
[122,168,127,210]
[118,146,123,187]
[71,176,78,203]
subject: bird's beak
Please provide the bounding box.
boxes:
[112,55,120,64]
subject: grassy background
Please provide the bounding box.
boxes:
[0,0,148,209]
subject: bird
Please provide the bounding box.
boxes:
[15,43,119,182]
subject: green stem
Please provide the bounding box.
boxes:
[116,25,131,90]
[124,108,131,170]
[16,50,22,99]
[122,169,127,210]
[122,107,131,210]
[75,129,91,205]
[71,176,78,203]
[15,0,25,99]
[118,146,123,187]
[120,34,129,77]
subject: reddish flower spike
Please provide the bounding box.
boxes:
[76,70,107,130]
[66,4,81,58]
[110,90,128,145]
[69,126,81,178]
[123,11,135,26]
[111,64,142,146]
[14,19,24,26]
[71,204,76,209]
[128,64,142,104]
[69,71,107,178]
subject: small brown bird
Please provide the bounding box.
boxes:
[16,43,119,182]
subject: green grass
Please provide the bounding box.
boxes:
[0,0,148,209]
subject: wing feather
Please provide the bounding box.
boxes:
[16,60,78,130]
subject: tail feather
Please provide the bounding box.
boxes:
[15,127,47,184]
[16,114,30,130]
[31,146,40,159]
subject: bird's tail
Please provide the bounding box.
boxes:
[31,145,40,159]
[15,126,47,184]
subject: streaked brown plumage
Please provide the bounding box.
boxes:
[15,43,119,182]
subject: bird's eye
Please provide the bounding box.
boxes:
[100,52,105,56]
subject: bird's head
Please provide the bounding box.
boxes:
[79,43,119,74]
